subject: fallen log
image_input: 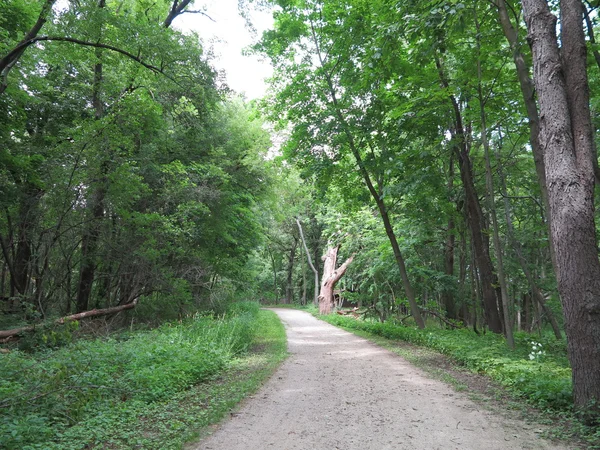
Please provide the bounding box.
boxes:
[0,299,138,339]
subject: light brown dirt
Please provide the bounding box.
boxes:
[193,308,570,450]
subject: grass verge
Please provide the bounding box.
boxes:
[0,305,287,449]
[315,313,599,449]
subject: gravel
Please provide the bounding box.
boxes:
[193,308,569,450]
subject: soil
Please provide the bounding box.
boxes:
[192,308,572,450]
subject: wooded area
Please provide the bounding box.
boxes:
[1,0,600,432]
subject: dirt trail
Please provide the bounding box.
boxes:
[193,308,568,450]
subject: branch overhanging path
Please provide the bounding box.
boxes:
[193,309,568,450]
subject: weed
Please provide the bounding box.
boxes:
[0,301,286,449]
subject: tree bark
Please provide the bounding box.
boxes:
[318,245,354,315]
[522,0,600,412]
[0,299,138,339]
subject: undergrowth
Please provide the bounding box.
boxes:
[318,313,600,448]
[320,314,571,409]
[0,302,287,449]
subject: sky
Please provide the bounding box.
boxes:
[175,1,275,100]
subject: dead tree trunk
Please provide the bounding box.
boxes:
[296,218,319,306]
[0,299,139,339]
[318,245,354,315]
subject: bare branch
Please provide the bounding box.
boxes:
[163,0,194,28]
[182,10,216,22]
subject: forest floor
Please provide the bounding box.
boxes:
[189,308,573,450]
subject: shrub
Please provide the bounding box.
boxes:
[0,302,262,449]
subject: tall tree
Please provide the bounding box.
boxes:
[521,0,600,413]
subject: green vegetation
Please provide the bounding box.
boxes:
[0,303,287,449]
[2,0,600,438]
[317,313,600,447]
[321,314,570,410]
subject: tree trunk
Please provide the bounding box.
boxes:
[296,218,319,305]
[76,0,106,313]
[493,0,549,210]
[318,245,354,315]
[476,15,514,348]
[522,0,600,413]
[441,154,456,320]
[0,299,139,339]
[285,238,297,304]
[495,133,562,339]
[435,53,503,334]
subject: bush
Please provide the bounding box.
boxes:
[0,302,261,449]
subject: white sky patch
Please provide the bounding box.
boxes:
[176,0,274,100]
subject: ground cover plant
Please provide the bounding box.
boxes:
[0,302,287,449]
[317,313,600,447]
[320,314,571,409]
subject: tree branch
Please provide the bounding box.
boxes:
[0,299,139,339]
[0,0,57,94]
[163,0,194,28]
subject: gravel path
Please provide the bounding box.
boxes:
[193,308,568,450]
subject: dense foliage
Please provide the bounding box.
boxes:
[3,0,600,439]
[0,0,272,325]
[0,302,281,449]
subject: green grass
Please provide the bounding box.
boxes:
[0,303,287,449]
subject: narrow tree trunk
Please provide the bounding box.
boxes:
[267,247,278,303]
[493,0,549,209]
[522,0,600,412]
[476,16,514,348]
[435,53,503,334]
[296,218,319,305]
[13,208,34,297]
[76,0,106,313]
[495,135,562,339]
[441,154,456,320]
[285,238,297,304]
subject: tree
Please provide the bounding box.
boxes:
[521,0,600,414]
[296,217,319,305]
[318,243,354,314]
[258,0,428,327]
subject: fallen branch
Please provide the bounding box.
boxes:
[420,308,464,329]
[0,299,138,339]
